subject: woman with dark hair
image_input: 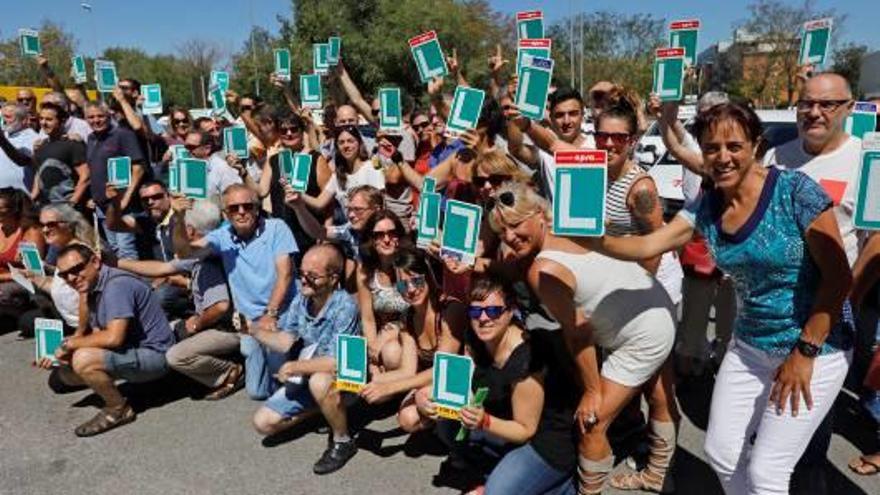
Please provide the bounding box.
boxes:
[163,107,192,146]
[0,187,46,334]
[299,125,384,216]
[359,247,467,432]
[593,102,853,494]
[356,210,411,371]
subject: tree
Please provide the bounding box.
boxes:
[177,38,225,107]
[0,21,77,87]
[832,42,868,97]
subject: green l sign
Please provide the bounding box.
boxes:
[142,84,163,115]
[107,156,131,189]
[653,48,685,102]
[432,352,474,420]
[19,29,40,57]
[328,37,341,65]
[313,43,330,74]
[422,176,437,193]
[845,102,878,140]
[179,158,208,199]
[516,11,544,40]
[279,150,312,193]
[71,55,87,84]
[223,126,248,160]
[18,241,44,276]
[274,48,292,81]
[35,318,64,364]
[799,18,833,66]
[336,335,367,393]
[855,144,880,230]
[669,19,700,67]
[209,84,226,114]
[210,71,230,93]
[446,86,485,137]
[516,38,552,74]
[94,60,118,93]
[300,74,322,108]
[515,55,553,121]
[552,151,608,237]
[409,31,449,83]
[378,87,403,131]
[441,199,482,265]
[416,191,441,248]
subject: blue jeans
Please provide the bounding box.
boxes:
[240,335,288,400]
[98,213,139,260]
[484,444,575,495]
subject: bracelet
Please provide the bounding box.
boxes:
[480,413,492,430]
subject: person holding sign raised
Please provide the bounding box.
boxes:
[250,244,361,475]
[359,248,467,432]
[486,181,676,494]
[591,103,853,494]
[182,130,247,200]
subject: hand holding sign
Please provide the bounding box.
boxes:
[855,136,880,230]
[446,86,486,137]
[409,31,449,83]
[552,151,608,237]
[19,29,40,57]
[653,48,686,102]
[431,352,474,421]
[336,335,368,393]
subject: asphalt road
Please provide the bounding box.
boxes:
[1,332,878,495]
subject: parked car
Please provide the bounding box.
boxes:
[636,105,697,167]
[648,108,799,218]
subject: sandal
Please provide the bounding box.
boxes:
[204,364,244,401]
[609,470,672,493]
[848,455,880,476]
[74,404,136,437]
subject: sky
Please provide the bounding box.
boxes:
[2,0,878,63]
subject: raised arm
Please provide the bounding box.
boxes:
[117,258,180,278]
[487,44,509,101]
[504,109,539,168]
[283,186,327,242]
[656,97,703,175]
[335,61,375,125]
[36,55,65,93]
[111,88,144,134]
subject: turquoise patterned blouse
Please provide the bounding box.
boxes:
[681,167,852,356]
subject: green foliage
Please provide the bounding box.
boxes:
[101,47,193,108]
[831,42,868,97]
[0,21,77,87]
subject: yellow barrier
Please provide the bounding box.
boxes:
[0,86,98,103]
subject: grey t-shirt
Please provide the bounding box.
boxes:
[170,257,231,317]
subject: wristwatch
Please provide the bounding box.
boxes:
[795,339,821,358]
[264,307,279,318]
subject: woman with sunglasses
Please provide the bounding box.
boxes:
[359,248,467,432]
[162,107,192,146]
[592,103,852,494]
[356,211,412,373]
[23,204,97,335]
[487,181,676,494]
[0,188,47,336]
[592,100,683,492]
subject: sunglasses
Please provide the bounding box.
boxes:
[473,174,511,189]
[58,258,92,280]
[184,143,206,151]
[485,191,515,211]
[240,105,255,112]
[225,203,257,214]
[172,118,190,126]
[412,122,430,131]
[18,97,35,103]
[372,228,400,241]
[395,275,427,294]
[467,305,507,320]
[40,220,66,230]
[300,271,333,286]
[140,192,167,202]
[280,126,301,135]
[595,131,633,148]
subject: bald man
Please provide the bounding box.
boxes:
[250,243,361,475]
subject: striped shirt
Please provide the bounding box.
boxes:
[606,165,647,236]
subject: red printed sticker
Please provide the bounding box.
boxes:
[818,179,847,205]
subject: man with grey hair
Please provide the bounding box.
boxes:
[0,102,39,193]
[114,196,243,400]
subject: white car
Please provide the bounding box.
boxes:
[636,105,697,167]
[648,109,798,217]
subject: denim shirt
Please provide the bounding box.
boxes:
[281,288,360,358]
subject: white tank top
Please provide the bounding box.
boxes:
[535,249,674,346]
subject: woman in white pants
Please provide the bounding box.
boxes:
[592,102,853,494]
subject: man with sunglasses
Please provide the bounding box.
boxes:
[45,243,175,437]
[176,183,298,400]
[763,72,867,491]
[183,130,246,199]
[0,102,39,194]
[251,243,361,474]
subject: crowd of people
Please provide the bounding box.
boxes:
[1,35,879,495]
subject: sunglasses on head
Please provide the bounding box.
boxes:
[395,275,427,294]
[595,131,632,148]
[58,258,92,280]
[467,305,507,320]
[225,203,257,214]
[473,174,511,189]
[485,191,515,212]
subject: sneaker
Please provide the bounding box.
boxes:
[313,439,357,475]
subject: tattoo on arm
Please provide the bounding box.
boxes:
[633,189,658,218]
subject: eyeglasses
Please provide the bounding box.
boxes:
[485,191,516,211]
[140,192,167,203]
[17,97,35,103]
[473,174,512,189]
[371,228,400,241]
[795,99,851,113]
[347,205,375,216]
[467,305,507,320]
[395,275,427,294]
[184,143,206,151]
[172,118,190,127]
[225,203,257,214]
[595,131,633,148]
[280,126,301,135]
[40,220,65,230]
[412,121,430,131]
[240,105,255,112]
[300,271,333,286]
[57,258,92,280]
[118,84,133,91]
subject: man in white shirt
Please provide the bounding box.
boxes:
[0,103,39,193]
[183,130,245,200]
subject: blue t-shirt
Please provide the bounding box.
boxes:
[205,218,298,321]
[282,288,360,358]
[681,168,852,356]
[89,266,175,353]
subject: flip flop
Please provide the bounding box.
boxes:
[848,455,880,476]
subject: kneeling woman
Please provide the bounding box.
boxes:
[487,181,677,494]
